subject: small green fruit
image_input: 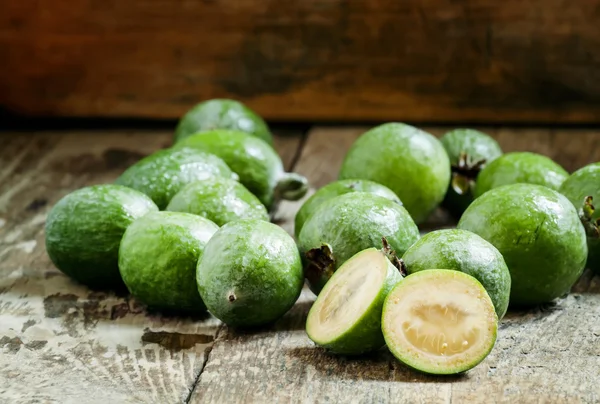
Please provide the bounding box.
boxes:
[306,247,403,355]
[115,147,236,209]
[402,229,511,318]
[294,179,401,238]
[174,99,273,146]
[45,185,158,289]
[298,192,420,294]
[382,269,498,375]
[166,177,269,226]
[119,211,218,312]
[458,183,588,306]
[440,129,503,217]
[474,152,568,198]
[559,162,600,273]
[197,219,304,327]
[339,123,450,224]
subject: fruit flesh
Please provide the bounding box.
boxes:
[383,270,497,375]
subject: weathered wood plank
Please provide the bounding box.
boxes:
[191,126,600,404]
[3,1,600,123]
[0,129,304,403]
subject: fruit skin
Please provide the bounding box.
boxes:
[295,179,401,238]
[306,248,403,355]
[174,99,273,146]
[176,130,308,210]
[401,229,511,318]
[166,177,269,226]
[119,211,218,312]
[45,184,158,289]
[382,269,498,375]
[458,183,588,306]
[440,129,503,217]
[115,147,236,209]
[338,123,450,224]
[474,152,568,198]
[197,219,304,327]
[559,162,600,273]
[298,192,420,294]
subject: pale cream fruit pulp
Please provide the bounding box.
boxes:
[308,250,386,344]
[384,273,496,371]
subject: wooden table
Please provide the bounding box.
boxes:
[1,126,599,403]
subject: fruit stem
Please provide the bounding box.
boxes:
[450,152,486,195]
[382,237,407,276]
[274,172,309,202]
[581,196,600,238]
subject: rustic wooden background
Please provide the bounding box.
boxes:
[2,0,600,123]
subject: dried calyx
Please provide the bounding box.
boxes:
[305,244,336,283]
[581,196,600,238]
[381,237,407,276]
[451,152,486,196]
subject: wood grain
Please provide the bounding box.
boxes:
[3,1,600,123]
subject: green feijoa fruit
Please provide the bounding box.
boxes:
[339,123,450,224]
[306,247,403,355]
[559,162,600,273]
[166,177,269,226]
[474,152,568,198]
[197,219,304,327]
[176,130,308,210]
[382,269,498,375]
[298,192,420,295]
[174,99,273,146]
[294,179,401,238]
[45,184,158,289]
[119,211,218,312]
[458,184,588,306]
[440,129,503,217]
[401,229,510,318]
[115,147,236,209]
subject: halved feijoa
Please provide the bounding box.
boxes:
[382,269,498,375]
[306,247,403,355]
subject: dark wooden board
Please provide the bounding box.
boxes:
[3,1,600,123]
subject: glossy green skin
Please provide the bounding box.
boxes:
[440,129,503,217]
[298,192,420,294]
[45,185,158,289]
[306,249,402,355]
[382,270,498,375]
[559,162,600,273]
[339,123,450,224]
[119,211,218,312]
[174,99,273,145]
[115,147,236,209]
[197,219,304,327]
[474,152,568,198]
[402,229,511,318]
[166,178,269,226]
[176,130,285,209]
[458,184,588,306]
[294,179,401,238]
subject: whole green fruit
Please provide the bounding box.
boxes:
[458,184,588,306]
[176,130,308,209]
[174,99,273,146]
[339,123,450,224]
[474,152,568,198]
[197,219,304,327]
[166,177,269,226]
[402,229,511,318]
[294,179,401,238]
[45,184,158,289]
[115,147,237,209]
[298,192,420,294]
[559,162,600,273]
[119,211,218,312]
[440,129,503,217]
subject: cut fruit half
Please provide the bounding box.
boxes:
[382,269,498,375]
[306,247,403,355]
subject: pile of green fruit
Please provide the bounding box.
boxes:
[44,101,599,377]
